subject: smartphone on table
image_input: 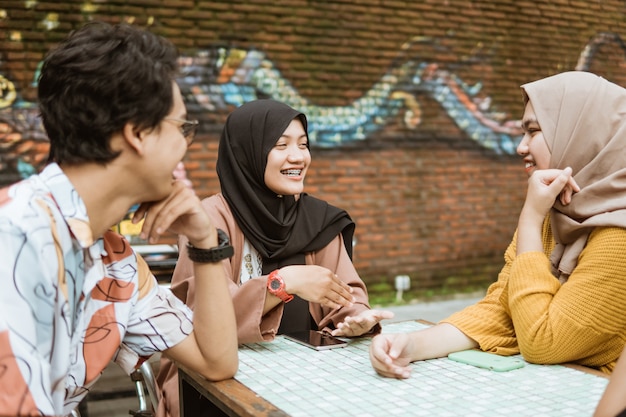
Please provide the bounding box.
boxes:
[282,330,348,351]
[448,349,525,372]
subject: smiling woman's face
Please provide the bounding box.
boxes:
[264,118,311,196]
[517,100,551,176]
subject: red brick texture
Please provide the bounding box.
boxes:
[2,1,626,291]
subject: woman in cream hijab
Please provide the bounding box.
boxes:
[370,71,626,379]
[523,71,626,281]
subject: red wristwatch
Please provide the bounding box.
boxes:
[267,270,294,303]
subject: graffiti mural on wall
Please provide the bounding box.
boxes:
[0,32,624,183]
[177,39,523,153]
[0,69,48,185]
[575,32,626,71]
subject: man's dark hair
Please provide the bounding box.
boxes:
[38,22,179,164]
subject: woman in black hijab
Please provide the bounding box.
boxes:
[157,99,392,417]
[216,99,394,334]
[213,98,392,337]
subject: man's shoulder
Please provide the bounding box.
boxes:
[0,178,53,228]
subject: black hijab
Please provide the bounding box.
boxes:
[217,99,355,275]
[218,100,355,334]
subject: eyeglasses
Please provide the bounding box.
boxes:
[164,118,199,146]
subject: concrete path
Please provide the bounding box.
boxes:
[382,295,484,324]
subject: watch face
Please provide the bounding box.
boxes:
[270,279,281,291]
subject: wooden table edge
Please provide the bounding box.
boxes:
[178,363,288,417]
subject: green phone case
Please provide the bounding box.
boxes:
[448,350,526,372]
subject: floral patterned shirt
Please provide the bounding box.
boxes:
[0,163,193,416]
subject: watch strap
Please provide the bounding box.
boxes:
[267,270,294,303]
[186,228,234,263]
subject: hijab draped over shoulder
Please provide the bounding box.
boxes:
[521,71,626,277]
[216,99,355,274]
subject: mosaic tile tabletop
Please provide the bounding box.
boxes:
[235,321,609,417]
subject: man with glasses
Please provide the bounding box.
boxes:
[0,22,238,417]
[164,118,200,146]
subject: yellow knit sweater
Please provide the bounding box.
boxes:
[442,218,626,374]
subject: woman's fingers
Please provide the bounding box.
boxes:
[556,168,580,205]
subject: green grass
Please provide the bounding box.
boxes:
[367,282,490,308]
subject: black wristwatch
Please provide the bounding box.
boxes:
[186,228,234,263]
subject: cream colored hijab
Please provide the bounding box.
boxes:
[521,71,626,278]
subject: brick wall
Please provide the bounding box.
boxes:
[186,127,522,290]
[2,0,626,292]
